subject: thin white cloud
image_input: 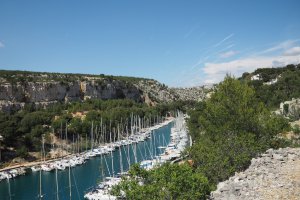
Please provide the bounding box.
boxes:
[177,67,204,87]
[184,26,198,39]
[202,54,300,84]
[226,44,235,49]
[0,41,4,48]
[260,39,299,54]
[191,56,211,70]
[216,44,235,56]
[283,46,300,56]
[178,39,300,87]
[196,39,300,85]
[217,44,235,53]
[219,50,238,58]
[189,35,235,72]
[213,33,234,47]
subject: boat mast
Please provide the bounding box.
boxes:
[55,167,59,200]
[100,125,105,178]
[126,124,130,165]
[94,125,97,148]
[7,178,12,200]
[39,163,42,199]
[72,134,75,154]
[110,120,114,177]
[109,120,112,146]
[91,121,94,151]
[65,122,68,155]
[118,125,123,174]
[60,122,62,158]
[39,136,44,200]
[69,165,72,200]
[100,118,103,145]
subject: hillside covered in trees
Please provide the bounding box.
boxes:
[0,98,189,166]
[240,63,300,108]
[0,70,207,113]
[0,69,208,167]
[111,76,296,199]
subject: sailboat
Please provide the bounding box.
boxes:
[37,148,44,199]
[37,166,44,199]
[35,136,45,199]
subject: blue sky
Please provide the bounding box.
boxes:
[0,0,300,87]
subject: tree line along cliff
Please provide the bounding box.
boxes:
[0,70,191,112]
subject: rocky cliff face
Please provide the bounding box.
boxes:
[0,78,143,112]
[170,85,212,102]
[134,80,179,105]
[210,147,300,200]
[0,70,208,112]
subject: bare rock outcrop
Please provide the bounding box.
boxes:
[210,147,300,200]
[134,80,178,104]
[0,70,210,112]
[0,71,182,112]
[0,79,143,112]
[170,86,212,102]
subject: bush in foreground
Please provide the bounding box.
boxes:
[111,163,211,200]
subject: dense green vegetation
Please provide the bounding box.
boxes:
[111,163,211,200]
[241,64,300,108]
[112,76,291,199]
[0,69,153,84]
[0,99,187,162]
[188,76,290,185]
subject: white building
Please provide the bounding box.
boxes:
[250,74,261,81]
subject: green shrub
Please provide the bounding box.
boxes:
[111,163,211,200]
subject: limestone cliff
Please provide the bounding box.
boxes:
[0,71,170,112]
[0,70,207,112]
[0,79,145,112]
[170,85,213,102]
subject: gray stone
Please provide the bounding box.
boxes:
[273,153,284,161]
[210,147,300,200]
[288,154,297,161]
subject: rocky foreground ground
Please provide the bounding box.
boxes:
[210,147,300,200]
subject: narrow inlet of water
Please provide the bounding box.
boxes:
[0,122,173,200]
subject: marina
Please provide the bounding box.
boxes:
[0,117,185,200]
[84,113,188,199]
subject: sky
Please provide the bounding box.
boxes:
[0,0,300,87]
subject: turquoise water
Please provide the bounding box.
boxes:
[0,123,172,200]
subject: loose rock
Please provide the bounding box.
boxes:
[210,147,300,200]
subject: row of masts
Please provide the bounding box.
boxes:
[52,114,166,156]
[36,114,167,200]
[84,113,186,200]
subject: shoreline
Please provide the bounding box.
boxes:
[0,117,174,175]
[0,154,71,172]
[84,114,188,199]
